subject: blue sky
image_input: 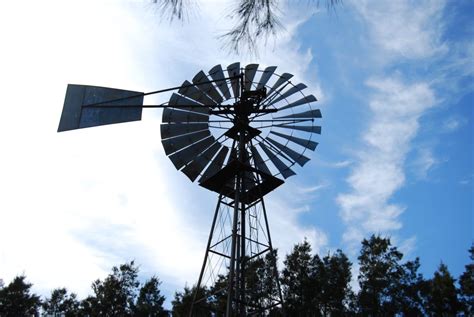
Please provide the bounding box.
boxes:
[0,0,472,308]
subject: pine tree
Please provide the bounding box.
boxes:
[425,263,461,316]
[135,276,167,317]
[281,239,317,316]
[0,275,41,317]
[459,244,474,315]
[357,235,404,316]
[42,288,80,317]
[313,249,354,316]
[88,261,140,316]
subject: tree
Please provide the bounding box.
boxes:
[281,239,316,316]
[172,285,211,317]
[312,249,354,316]
[156,0,342,53]
[459,244,474,315]
[88,260,140,316]
[357,235,405,316]
[396,258,428,316]
[0,275,41,317]
[425,263,461,316]
[135,276,168,317]
[42,288,80,317]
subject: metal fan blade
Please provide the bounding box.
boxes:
[244,64,259,91]
[266,73,294,97]
[58,84,143,132]
[160,123,208,140]
[227,62,241,99]
[162,130,210,155]
[268,83,308,106]
[277,95,317,111]
[267,137,310,166]
[270,131,318,151]
[178,80,216,105]
[259,143,296,179]
[275,109,322,119]
[209,64,231,99]
[275,124,322,134]
[169,93,210,115]
[250,146,271,175]
[256,66,277,90]
[193,71,223,103]
[199,146,229,183]
[181,142,222,182]
[168,136,215,170]
[162,108,209,123]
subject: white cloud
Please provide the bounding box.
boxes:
[442,116,468,133]
[337,77,436,251]
[353,0,447,60]
[412,147,439,180]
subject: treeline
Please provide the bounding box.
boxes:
[0,235,473,316]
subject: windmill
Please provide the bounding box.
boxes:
[58,62,322,316]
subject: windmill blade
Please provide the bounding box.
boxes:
[209,64,232,99]
[250,146,271,175]
[199,146,229,183]
[275,109,322,119]
[162,130,210,155]
[160,123,208,140]
[259,142,296,179]
[266,73,293,97]
[270,131,318,151]
[227,62,241,99]
[163,108,209,123]
[277,95,317,111]
[267,83,307,106]
[275,124,322,134]
[58,84,143,132]
[244,64,258,91]
[193,71,223,103]
[168,136,216,170]
[178,80,216,105]
[267,137,310,166]
[169,93,210,115]
[256,66,277,90]
[181,142,222,182]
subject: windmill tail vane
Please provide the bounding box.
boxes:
[58,62,322,316]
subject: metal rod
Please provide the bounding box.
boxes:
[189,194,224,317]
[226,173,241,317]
[82,75,240,107]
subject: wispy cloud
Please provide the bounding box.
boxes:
[337,77,436,251]
[442,116,468,133]
[353,0,446,60]
[412,147,439,180]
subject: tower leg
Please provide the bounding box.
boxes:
[190,193,284,316]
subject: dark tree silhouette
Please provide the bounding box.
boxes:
[172,285,211,317]
[42,287,80,317]
[135,276,168,316]
[425,263,461,316]
[281,239,315,316]
[357,235,405,316]
[155,0,342,53]
[87,261,140,316]
[0,275,41,317]
[459,244,474,315]
[312,249,354,316]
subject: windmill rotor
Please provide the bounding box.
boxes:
[161,63,321,197]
